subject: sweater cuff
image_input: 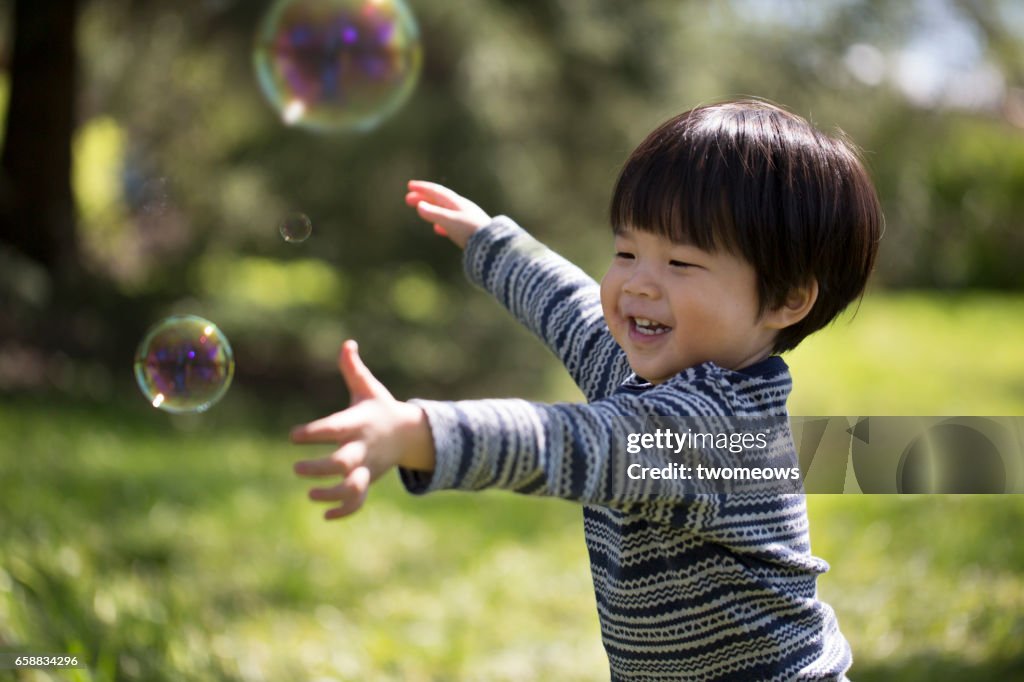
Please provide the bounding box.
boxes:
[397,399,465,495]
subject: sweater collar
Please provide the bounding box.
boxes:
[621,355,789,389]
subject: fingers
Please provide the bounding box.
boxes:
[291,341,389,522]
[406,180,464,209]
[309,466,372,520]
[290,410,358,445]
[406,181,488,225]
[405,190,444,210]
[293,430,372,520]
[294,441,368,478]
[414,200,463,227]
[338,340,391,402]
[405,180,490,250]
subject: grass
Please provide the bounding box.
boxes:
[0,397,605,682]
[785,290,1024,415]
[2,291,1024,681]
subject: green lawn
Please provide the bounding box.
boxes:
[2,291,1023,681]
[786,290,1024,416]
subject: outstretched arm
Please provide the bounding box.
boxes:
[291,339,651,521]
[406,181,630,399]
[292,342,797,524]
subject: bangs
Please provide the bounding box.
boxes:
[609,112,741,255]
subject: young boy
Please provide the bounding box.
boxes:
[291,99,882,680]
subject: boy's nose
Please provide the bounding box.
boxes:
[623,269,660,298]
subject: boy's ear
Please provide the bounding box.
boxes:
[764,279,818,330]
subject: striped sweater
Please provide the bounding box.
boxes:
[400,217,852,681]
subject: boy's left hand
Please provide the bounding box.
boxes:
[290,340,435,520]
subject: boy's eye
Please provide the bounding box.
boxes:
[669,260,693,268]
[615,251,635,260]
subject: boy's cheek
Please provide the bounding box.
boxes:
[598,277,620,323]
[601,306,624,343]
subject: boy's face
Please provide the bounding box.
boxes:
[600,229,780,384]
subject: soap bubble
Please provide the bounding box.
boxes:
[253,0,422,132]
[279,212,313,242]
[139,177,171,217]
[134,315,235,413]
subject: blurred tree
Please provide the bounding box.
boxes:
[0,0,1021,409]
[955,0,1024,86]
[0,0,80,281]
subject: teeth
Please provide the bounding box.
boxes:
[632,317,670,335]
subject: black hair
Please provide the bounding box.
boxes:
[610,98,883,353]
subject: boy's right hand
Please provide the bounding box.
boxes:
[405,180,491,249]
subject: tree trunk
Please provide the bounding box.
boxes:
[0,0,79,280]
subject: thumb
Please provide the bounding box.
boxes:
[338,340,392,403]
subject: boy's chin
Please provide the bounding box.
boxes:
[628,361,683,385]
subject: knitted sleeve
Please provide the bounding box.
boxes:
[462,216,630,401]
[399,370,803,537]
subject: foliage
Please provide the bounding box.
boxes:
[2,0,1023,402]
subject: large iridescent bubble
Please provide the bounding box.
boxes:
[134,315,235,413]
[253,0,422,132]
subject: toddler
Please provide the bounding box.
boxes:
[292,99,882,681]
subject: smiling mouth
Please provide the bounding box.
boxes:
[630,317,672,336]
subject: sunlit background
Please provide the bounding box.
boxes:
[1,0,1022,680]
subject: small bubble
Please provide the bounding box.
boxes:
[139,177,171,216]
[279,212,313,243]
